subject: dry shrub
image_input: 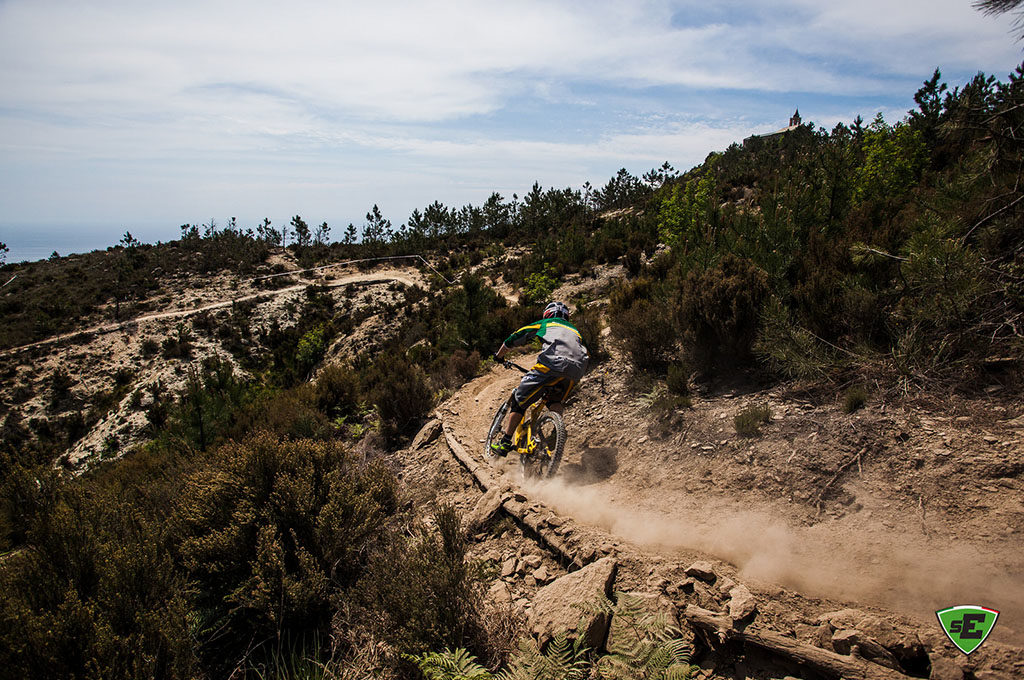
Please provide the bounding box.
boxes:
[574,303,608,364]
[314,363,361,421]
[677,255,769,374]
[734,403,772,437]
[609,278,676,371]
[434,350,482,390]
[363,354,434,445]
[355,504,486,658]
[666,362,690,395]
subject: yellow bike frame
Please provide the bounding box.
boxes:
[511,400,548,458]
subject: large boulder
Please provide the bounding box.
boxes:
[411,418,442,449]
[464,486,506,532]
[727,584,757,623]
[529,557,617,650]
[684,561,718,583]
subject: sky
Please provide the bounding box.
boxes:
[0,0,1021,262]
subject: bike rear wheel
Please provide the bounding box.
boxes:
[520,410,566,479]
[485,399,511,460]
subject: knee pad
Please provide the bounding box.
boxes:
[509,394,525,415]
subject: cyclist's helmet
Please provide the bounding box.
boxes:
[543,301,570,320]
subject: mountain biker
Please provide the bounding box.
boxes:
[490,301,589,457]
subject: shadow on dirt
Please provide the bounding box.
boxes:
[562,446,618,485]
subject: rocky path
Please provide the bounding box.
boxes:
[429,362,1024,679]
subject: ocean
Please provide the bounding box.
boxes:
[0,224,180,264]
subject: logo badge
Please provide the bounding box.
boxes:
[936,605,999,655]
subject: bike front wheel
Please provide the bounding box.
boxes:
[485,399,511,461]
[522,410,566,479]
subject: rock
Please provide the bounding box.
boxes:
[464,486,505,532]
[690,580,720,609]
[717,576,736,595]
[817,608,869,631]
[685,561,717,583]
[529,557,617,650]
[411,418,442,449]
[500,558,517,579]
[854,614,926,666]
[488,580,512,605]
[831,629,901,670]
[793,623,824,644]
[533,566,553,584]
[929,657,964,680]
[727,585,757,623]
[523,554,543,569]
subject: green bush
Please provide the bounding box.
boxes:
[314,363,362,421]
[0,479,195,679]
[609,278,675,371]
[48,367,75,411]
[521,265,558,305]
[363,354,434,445]
[295,323,330,378]
[177,433,399,670]
[753,297,835,379]
[160,324,193,360]
[734,403,772,437]
[666,362,689,395]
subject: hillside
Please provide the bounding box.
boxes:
[1,64,1023,680]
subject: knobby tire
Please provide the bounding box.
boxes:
[521,410,566,479]
[485,399,511,460]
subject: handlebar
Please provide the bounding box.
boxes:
[496,357,528,373]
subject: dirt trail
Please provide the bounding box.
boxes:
[0,269,423,358]
[441,365,1024,647]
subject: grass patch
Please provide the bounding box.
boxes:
[842,385,869,413]
[734,403,772,437]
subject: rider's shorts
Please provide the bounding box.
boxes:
[511,361,583,413]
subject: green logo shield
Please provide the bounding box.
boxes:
[936,605,999,655]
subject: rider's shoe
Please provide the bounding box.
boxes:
[490,436,513,457]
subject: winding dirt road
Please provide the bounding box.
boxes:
[0,269,423,359]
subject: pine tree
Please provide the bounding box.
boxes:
[291,215,311,249]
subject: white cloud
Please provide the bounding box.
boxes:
[1,0,1021,234]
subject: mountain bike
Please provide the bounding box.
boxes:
[485,359,566,479]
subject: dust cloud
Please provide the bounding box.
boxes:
[521,476,1024,644]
